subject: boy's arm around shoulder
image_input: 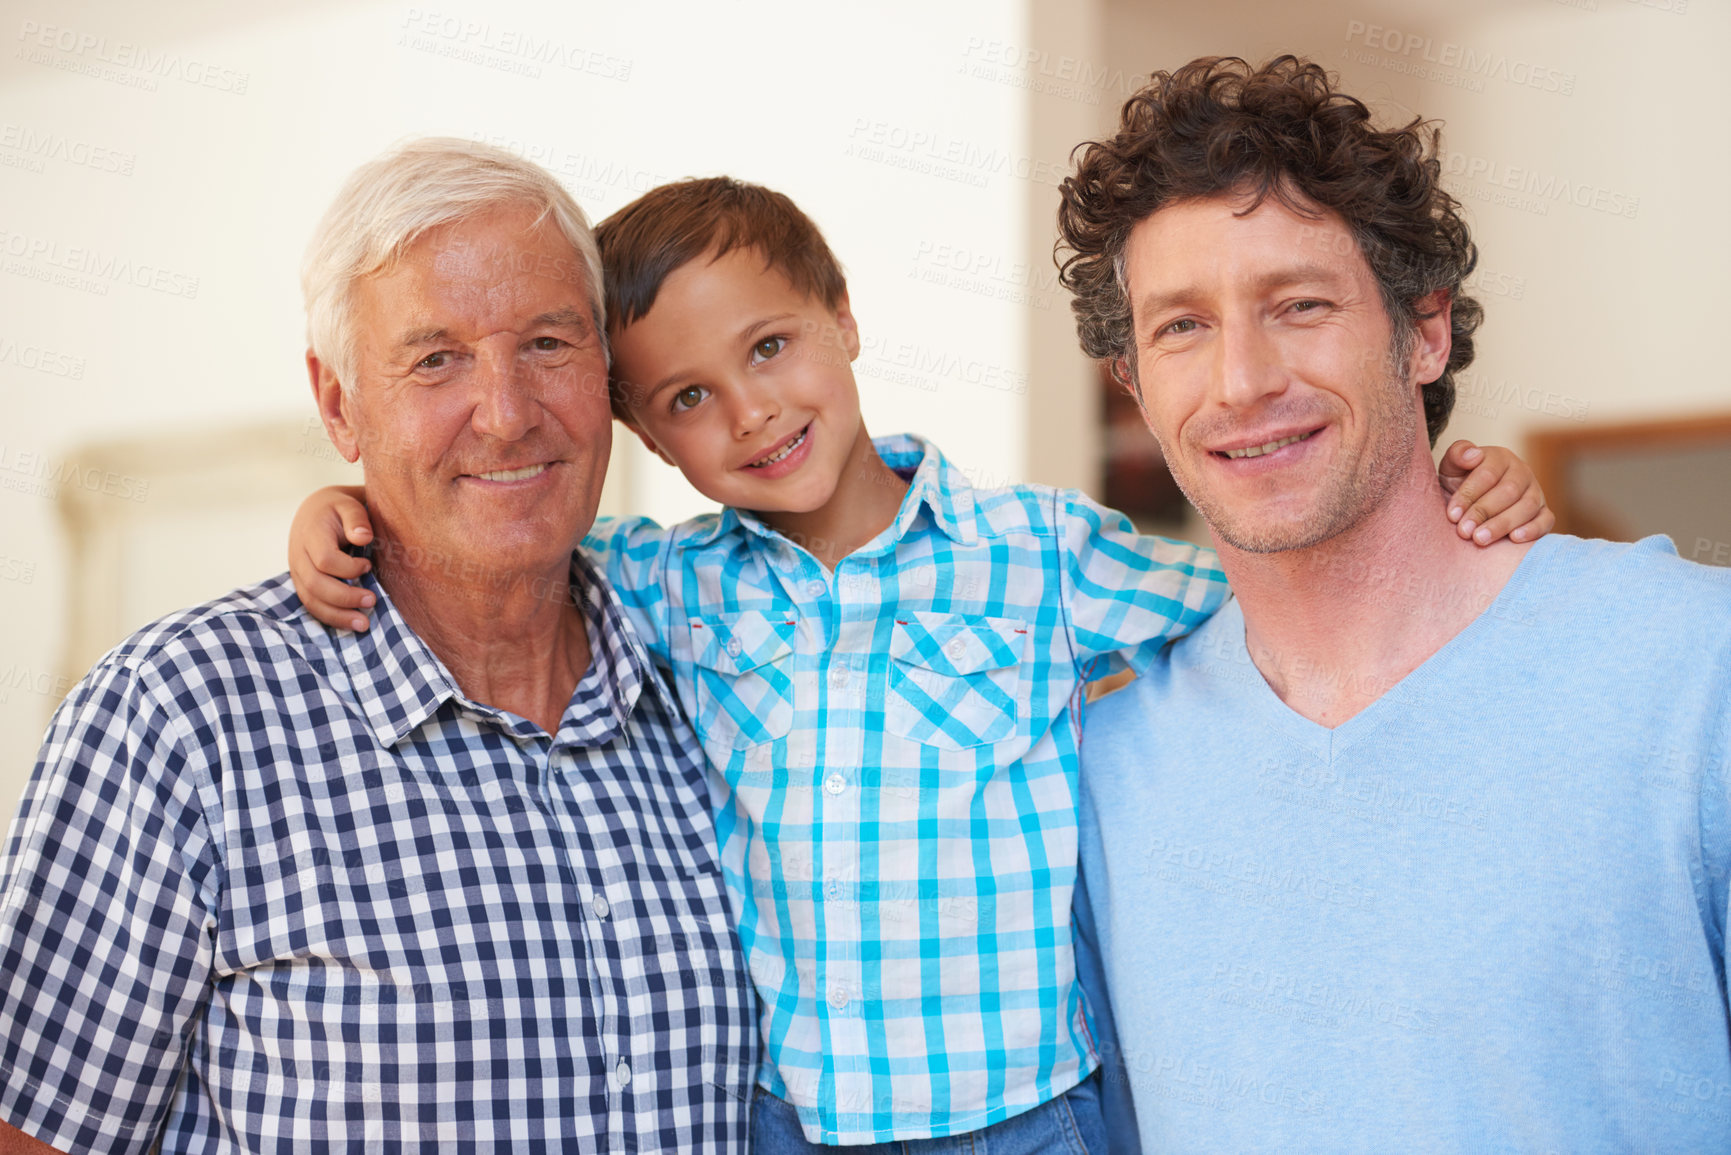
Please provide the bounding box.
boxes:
[1057,488,1229,678]
[581,514,679,665]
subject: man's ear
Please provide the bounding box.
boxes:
[831,292,861,361]
[1408,290,1453,387]
[306,351,362,464]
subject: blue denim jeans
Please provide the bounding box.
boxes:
[750,1070,1106,1154]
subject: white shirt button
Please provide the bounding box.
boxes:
[828,985,850,1011]
[824,772,848,796]
[828,667,849,688]
[615,1059,632,1088]
[805,580,826,598]
[726,636,742,657]
[826,880,844,899]
[945,637,967,659]
[592,894,610,919]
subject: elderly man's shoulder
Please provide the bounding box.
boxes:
[80,571,342,707]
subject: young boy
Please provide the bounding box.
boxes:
[290,177,1551,1149]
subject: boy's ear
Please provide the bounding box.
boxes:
[306,350,362,463]
[618,415,675,467]
[832,292,861,361]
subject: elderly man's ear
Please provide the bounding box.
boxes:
[306,351,363,464]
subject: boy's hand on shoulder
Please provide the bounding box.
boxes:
[288,485,377,631]
[1437,440,1555,547]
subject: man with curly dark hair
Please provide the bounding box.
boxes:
[1065,56,1731,1151]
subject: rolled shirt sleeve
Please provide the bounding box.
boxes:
[1058,489,1230,678]
[0,658,218,1154]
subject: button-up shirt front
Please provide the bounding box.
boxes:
[587,434,1228,1143]
[0,556,755,1153]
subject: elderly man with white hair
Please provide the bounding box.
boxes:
[0,139,755,1154]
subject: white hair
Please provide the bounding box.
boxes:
[301,136,606,391]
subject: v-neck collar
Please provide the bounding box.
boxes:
[1204,536,1559,763]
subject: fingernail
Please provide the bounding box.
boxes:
[1448,505,1462,520]
[1459,519,1476,536]
[1475,527,1491,544]
[350,617,367,631]
[360,593,375,607]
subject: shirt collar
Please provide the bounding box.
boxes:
[676,433,978,552]
[333,549,677,748]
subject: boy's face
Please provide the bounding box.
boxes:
[610,247,866,516]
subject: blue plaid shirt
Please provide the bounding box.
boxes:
[0,556,755,1153]
[584,434,1228,1143]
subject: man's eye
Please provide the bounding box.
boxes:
[532,336,564,351]
[1162,318,1198,336]
[671,385,708,412]
[1290,299,1326,314]
[417,352,450,370]
[751,336,786,364]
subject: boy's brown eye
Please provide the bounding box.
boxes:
[673,386,706,411]
[753,336,785,362]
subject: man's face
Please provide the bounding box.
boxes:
[1122,192,1447,554]
[312,206,611,578]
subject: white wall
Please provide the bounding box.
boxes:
[0,0,1030,812]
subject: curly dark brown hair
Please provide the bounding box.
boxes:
[1056,55,1481,446]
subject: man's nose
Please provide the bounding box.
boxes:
[470,347,538,441]
[1213,318,1288,410]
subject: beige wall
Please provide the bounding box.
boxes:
[2,0,1725,818]
[0,0,1031,813]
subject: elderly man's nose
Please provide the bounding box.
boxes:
[471,352,537,440]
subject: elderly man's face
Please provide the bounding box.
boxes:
[1122,193,1449,553]
[315,206,611,579]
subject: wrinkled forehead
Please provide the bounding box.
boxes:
[362,211,596,339]
[1124,193,1369,308]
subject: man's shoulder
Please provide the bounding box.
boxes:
[1524,534,1731,631]
[90,571,336,696]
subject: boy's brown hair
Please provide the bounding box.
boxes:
[594,177,848,420]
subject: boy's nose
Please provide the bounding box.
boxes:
[729,385,779,439]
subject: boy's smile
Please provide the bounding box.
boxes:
[609,246,905,552]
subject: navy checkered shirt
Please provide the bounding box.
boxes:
[0,554,755,1153]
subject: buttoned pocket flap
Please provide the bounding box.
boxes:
[889,612,1027,676]
[690,610,798,675]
